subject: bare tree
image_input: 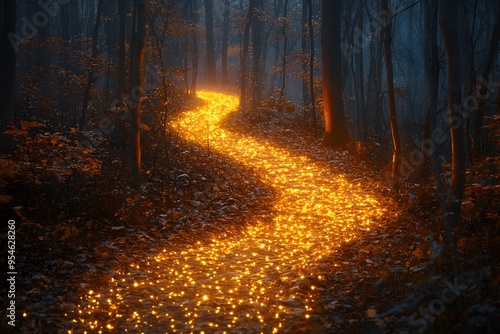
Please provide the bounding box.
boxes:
[79,0,104,131]
[279,0,289,98]
[422,0,439,150]
[117,0,127,98]
[381,0,402,192]
[190,0,199,95]
[476,5,500,151]
[321,0,351,148]
[240,0,255,111]
[307,0,316,123]
[129,0,148,187]
[439,0,466,270]
[252,0,264,100]
[204,0,216,85]
[221,0,230,86]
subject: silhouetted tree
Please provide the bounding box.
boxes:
[0,1,17,153]
[190,0,199,95]
[240,0,255,110]
[381,0,402,192]
[117,0,127,98]
[129,0,148,187]
[252,0,264,100]
[80,0,104,131]
[204,0,216,85]
[476,6,500,151]
[222,0,230,86]
[440,0,466,269]
[321,0,350,148]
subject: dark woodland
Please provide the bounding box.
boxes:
[1,0,499,332]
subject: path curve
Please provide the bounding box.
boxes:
[69,91,385,333]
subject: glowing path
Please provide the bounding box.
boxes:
[68,91,385,333]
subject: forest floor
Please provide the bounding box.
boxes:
[1,91,499,333]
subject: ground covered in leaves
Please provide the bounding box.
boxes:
[1,91,499,333]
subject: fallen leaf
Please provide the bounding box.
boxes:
[367,308,377,318]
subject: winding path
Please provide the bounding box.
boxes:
[69,91,385,333]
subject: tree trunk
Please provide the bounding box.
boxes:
[252,0,264,101]
[364,3,384,135]
[422,0,439,151]
[118,0,127,97]
[279,0,289,98]
[221,0,230,86]
[439,0,466,267]
[61,4,71,40]
[104,0,117,105]
[37,1,51,71]
[301,0,309,107]
[475,6,500,151]
[381,0,402,192]
[240,0,255,111]
[204,0,216,85]
[129,0,148,188]
[271,0,283,89]
[374,34,384,135]
[79,0,104,131]
[321,0,351,148]
[356,0,366,139]
[307,0,316,123]
[0,1,17,154]
[70,0,81,37]
[190,0,199,95]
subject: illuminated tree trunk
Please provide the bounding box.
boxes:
[440,0,466,240]
[0,1,17,153]
[204,0,216,85]
[321,0,350,148]
[129,0,148,187]
[222,0,230,86]
[381,0,401,192]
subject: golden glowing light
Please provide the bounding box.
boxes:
[68,91,385,332]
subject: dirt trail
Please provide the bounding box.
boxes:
[68,91,385,333]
